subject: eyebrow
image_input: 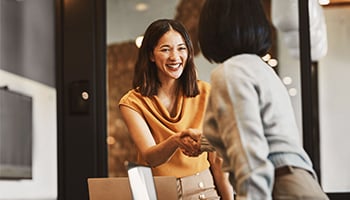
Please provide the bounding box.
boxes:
[159,43,186,48]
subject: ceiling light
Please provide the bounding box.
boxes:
[319,0,330,5]
[288,88,298,96]
[267,58,278,67]
[282,76,293,85]
[135,36,144,48]
[135,3,149,11]
[262,53,271,62]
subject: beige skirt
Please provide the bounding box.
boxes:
[176,168,220,200]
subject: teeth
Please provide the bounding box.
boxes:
[167,64,180,68]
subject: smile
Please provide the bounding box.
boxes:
[166,63,181,69]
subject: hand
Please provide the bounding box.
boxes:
[181,136,202,156]
[178,129,202,157]
[200,136,216,152]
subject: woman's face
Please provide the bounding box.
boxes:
[150,29,188,82]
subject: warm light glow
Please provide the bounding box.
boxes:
[106,136,116,145]
[262,53,271,62]
[135,3,149,11]
[135,36,144,48]
[282,76,293,85]
[81,91,89,100]
[267,59,278,67]
[288,88,298,96]
[319,0,330,5]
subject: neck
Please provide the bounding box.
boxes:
[159,79,179,97]
[157,80,180,116]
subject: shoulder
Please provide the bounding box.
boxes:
[225,54,265,72]
[197,80,211,93]
[212,54,264,81]
[118,89,150,115]
[119,89,143,105]
[197,80,211,88]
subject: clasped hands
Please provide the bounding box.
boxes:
[178,128,214,157]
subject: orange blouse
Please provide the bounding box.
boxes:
[119,80,211,178]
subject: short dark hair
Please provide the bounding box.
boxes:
[133,19,199,97]
[198,0,272,63]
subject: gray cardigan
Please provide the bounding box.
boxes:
[203,54,315,200]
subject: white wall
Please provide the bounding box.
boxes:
[319,6,350,192]
[107,0,179,45]
[0,70,57,200]
[0,0,56,198]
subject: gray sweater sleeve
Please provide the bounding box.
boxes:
[203,62,274,200]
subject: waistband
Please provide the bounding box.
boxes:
[275,165,313,177]
[176,168,218,199]
[275,165,295,177]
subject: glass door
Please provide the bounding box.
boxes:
[319,3,350,194]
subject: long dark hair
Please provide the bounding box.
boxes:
[133,19,199,97]
[198,0,272,63]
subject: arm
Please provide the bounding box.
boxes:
[204,66,274,199]
[208,152,234,200]
[120,105,200,167]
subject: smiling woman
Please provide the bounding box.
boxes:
[106,0,207,178]
[117,18,233,199]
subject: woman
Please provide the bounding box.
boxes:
[197,0,329,199]
[119,19,233,200]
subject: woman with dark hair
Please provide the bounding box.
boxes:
[197,0,329,199]
[119,19,233,200]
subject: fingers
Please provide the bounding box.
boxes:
[182,135,199,148]
[177,128,203,157]
[182,136,200,147]
[180,135,203,157]
[181,139,202,157]
[200,136,216,152]
[181,128,201,141]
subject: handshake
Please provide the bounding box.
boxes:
[178,128,215,157]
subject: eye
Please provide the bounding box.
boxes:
[160,48,170,52]
[179,46,187,51]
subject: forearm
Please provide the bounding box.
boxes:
[212,171,234,200]
[120,106,196,167]
[144,131,200,167]
[143,134,180,167]
[208,152,234,200]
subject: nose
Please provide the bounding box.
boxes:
[169,50,179,60]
